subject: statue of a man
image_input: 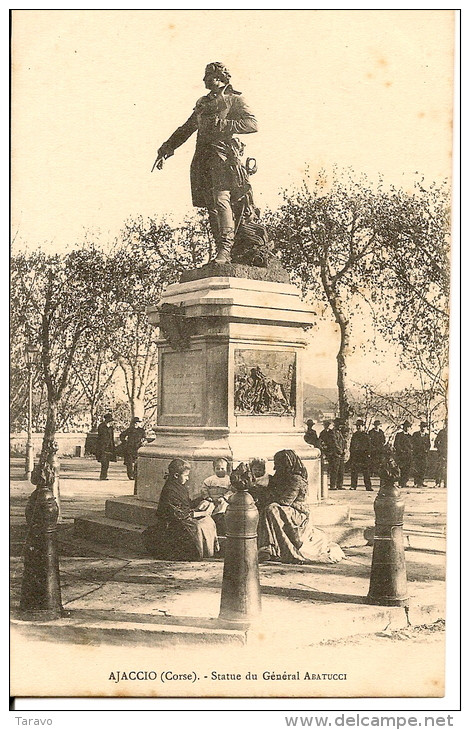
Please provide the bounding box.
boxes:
[154,62,258,264]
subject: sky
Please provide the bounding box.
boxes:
[11,9,455,389]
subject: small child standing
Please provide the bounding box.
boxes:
[195,458,233,535]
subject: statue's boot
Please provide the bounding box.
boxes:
[214,227,234,264]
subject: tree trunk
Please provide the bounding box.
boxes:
[41,401,57,461]
[35,400,61,516]
[321,270,353,427]
[90,400,98,432]
[336,316,353,424]
[130,397,145,420]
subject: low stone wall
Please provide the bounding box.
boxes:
[10,432,88,458]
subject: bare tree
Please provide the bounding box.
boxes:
[11,247,111,475]
[269,168,450,424]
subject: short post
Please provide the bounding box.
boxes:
[320,455,329,499]
[19,465,64,620]
[366,456,409,607]
[219,463,261,625]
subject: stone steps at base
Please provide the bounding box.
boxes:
[11,593,445,650]
[324,524,445,552]
[74,513,148,553]
[11,616,247,647]
[363,526,446,553]
[105,495,158,526]
[404,532,446,553]
[73,512,227,557]
[73,511,444,557]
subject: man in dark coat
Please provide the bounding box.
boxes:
[434,423,448,488]
[349,419,373,491]
[328,419,347,491]
[154,62,258,264]
[394,420,413,488]
[119,417,147,481]
[318,419,333,492]
[304,419,320,447]
[319,420,333,454]
[96,413,116,480]
[368,419,386,476]
[411,421,431,487]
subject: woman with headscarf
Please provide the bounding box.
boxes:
[257,450,344,564]
[144,459,218,561]
[257,450,310,564]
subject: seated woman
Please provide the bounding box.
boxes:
[144,459,218,561]
[257,449,344,565]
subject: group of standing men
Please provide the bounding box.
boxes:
[95,414,148,485]
[305,417,383,491]
[393,420,447,489]
[304,417,447,491]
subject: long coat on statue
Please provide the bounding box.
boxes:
[158,85,258,208]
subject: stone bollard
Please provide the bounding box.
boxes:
[19,481,64,620]
[219,463,261,625]
[366,458,409,607]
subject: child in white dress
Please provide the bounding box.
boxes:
[195,458,234,534]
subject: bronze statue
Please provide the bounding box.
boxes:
[154,62,265,265]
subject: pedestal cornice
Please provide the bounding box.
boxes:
[147,276,316,330]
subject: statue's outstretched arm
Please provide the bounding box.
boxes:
[154,112,198,168]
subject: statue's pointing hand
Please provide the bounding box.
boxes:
[152,144,172,172]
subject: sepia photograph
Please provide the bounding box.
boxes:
[9,9,457,706]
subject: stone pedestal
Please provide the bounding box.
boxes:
[74,268,324,552]
[136,273,321,506]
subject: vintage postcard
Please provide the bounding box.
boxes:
[10,9,457,703]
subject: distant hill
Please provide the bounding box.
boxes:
[303,383,337,420]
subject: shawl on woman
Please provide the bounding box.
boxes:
[156,475,192,522]
[267,449,309,515]
[146,475,217,561]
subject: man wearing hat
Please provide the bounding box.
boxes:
[349,419,373,491]
[120,417,147,481]
[328,418,347,490]
[304,419,320,448]
[319,420,333,454]
[434,422,447,488]
[154,62,258,264]
[318,419,333,489]
[96,413,116,480]
[368,419,386,476]
[411,421,431,487]
[393,420,413,488]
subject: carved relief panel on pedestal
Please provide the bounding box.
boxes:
[234,349,296,416]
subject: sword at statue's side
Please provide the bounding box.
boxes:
[151,155,166,172]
